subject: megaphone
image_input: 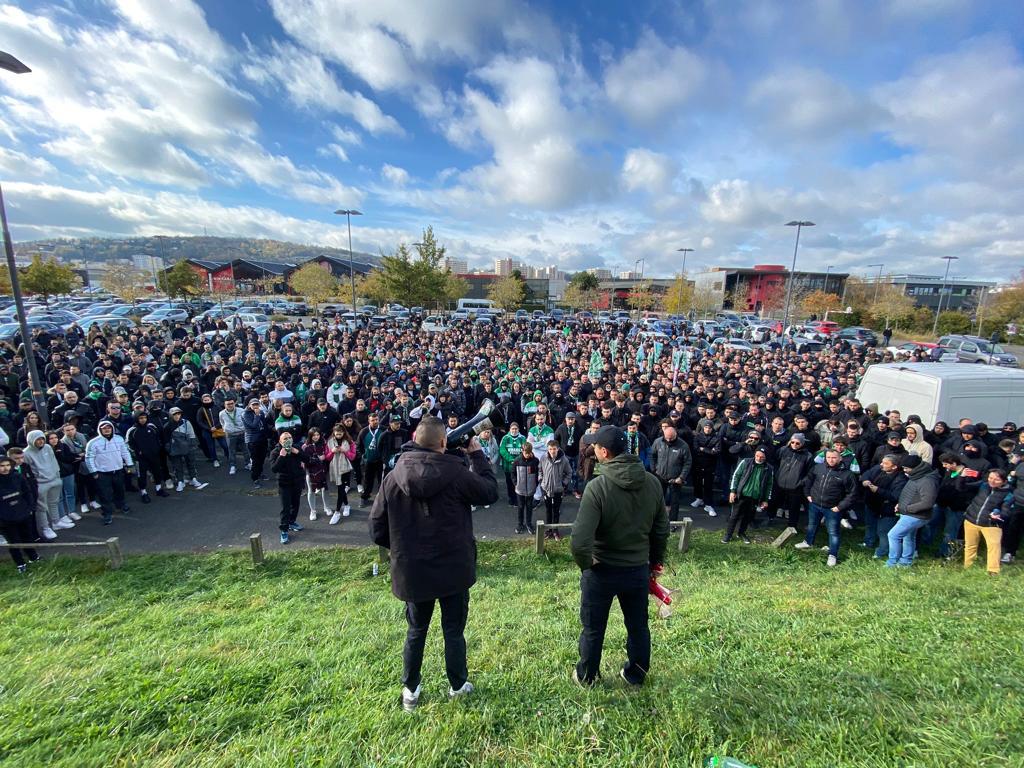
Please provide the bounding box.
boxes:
[446,398,505,448]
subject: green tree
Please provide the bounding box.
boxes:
[289,263,338,312]
[569,271,600,291]
[800,290,841,319]
[627,281,657,312]
[354,269,391,306]
[983,271,1024,339]
[488,275,525,312]
[443,273,469,309]
[935,311,971,336]
[20,255,78,299]
[159,260,203,298]
[377,227,455,309]
[662,277,694,315]
[103,267,150,306]
[0,264,12,295]
[561,283,597,311]
[866,286,915,330]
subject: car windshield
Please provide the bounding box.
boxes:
[976,341,1005,354]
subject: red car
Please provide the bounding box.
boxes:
[807,320,840,336]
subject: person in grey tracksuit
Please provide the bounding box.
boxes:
[23,429,67,536]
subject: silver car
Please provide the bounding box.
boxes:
[939,335,1019,367]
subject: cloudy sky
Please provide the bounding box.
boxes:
[1,0,1023,281]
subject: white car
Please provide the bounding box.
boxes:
[141,308,189,323]
[711,337,754,351]
[421,316,448,333]
[231,313,269,327]
[745,325,775,344]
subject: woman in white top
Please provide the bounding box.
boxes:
[326,422,357,525]
[902,424,934,465]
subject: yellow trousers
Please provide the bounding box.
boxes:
[964,520,1002,574]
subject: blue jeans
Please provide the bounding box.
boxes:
[874,516,897,559]
[567,455,579,492]
[805,502,841,557]
[862,504,879,548]
[59,474,77,517]
[886,515,928,566]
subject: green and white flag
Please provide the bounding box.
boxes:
[588,349,603,379]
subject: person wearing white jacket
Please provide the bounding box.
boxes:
[218,396,247,476]
[24,429,70,538]
[84,420,134,525]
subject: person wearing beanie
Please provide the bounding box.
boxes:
[774,432,814,529]
[724,446,774,544]
[885,454,939,568]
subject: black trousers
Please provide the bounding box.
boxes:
[95,471,126,521]
[335,471,352,510]
[726,497,758,538]
[0,518,38,566]
[777,486,806,529]
[693,462,716,504]
[1004,505,1024,556]
[503,470,517,505]
[249,440,268,482]
[361,460,383,500]
[402,590,470,691]
[576,564,650,685]
[544,492,563,525]
[278,483,301,532]
[136,456,165,492]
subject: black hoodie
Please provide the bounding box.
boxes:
[0,470,32,522]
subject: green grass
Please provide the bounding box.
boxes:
[1,531,1022,768]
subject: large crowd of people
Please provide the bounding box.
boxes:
[0,311,1020,574]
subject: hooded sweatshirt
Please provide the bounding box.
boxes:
[85,420,134,473]
[23,429,61,485]
[571,453,669,570]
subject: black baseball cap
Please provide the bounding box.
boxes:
[591,425,627,454]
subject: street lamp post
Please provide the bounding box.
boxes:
[866,263,884,304]
[782,220,815,331]
[676,247,693,315]
[931,255,959,336]
[333,209,362,310]
[0,51,49,426]
[824,265,833,294]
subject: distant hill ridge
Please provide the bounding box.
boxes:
[14,236,381,266]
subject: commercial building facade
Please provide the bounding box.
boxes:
[882,274,995,311]
[691,265,849,313]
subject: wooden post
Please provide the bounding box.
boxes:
[106,537,123,570]
[771,526,798,548]
[249,533,264,566]
[535,521,546,555]
[678,517,692,553]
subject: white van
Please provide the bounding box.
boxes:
[856,363,1024,428]
[420,316,448,333]
[456,298,497,316]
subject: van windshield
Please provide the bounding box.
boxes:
[977,342,1004,354]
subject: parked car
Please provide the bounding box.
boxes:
[711,337,754,352]
[420,316,448,333]
[835,326,879,347]
[318,303,347,317]
[229,313,269,327]
[0,320,64,343]
[938,335,1019,367]
[807,320,840,336]
[744,324,774,344]
[141,308,189,324]
[514,310,529,321]
[793,337,826,353]
[886,341,956,361]
[451,310,470,322]
[78,316,138,333]
[359,305,378,316]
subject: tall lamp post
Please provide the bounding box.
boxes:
[824,264,833,294]
[333,209,362,310]
[676,247,693,315]
[782,220,814,331]
[0,51,49,426]
[866,263,884,303]
[931,255,959,336]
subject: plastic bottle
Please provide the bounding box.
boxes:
[372,562,379,576]
[704,758,755,768]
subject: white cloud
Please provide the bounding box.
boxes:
[0,147,57,178]
[108,0,229,63]
[621,148,677,194]
[604,31,706,124]
[317,144,349,162]
[331,126,362,146]
[242,42,402,135]
[381,164,410,186]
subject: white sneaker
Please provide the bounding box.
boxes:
[1001,552,1014,564]
[691,498,703,508]
[848,509,858,521]
[59,515,74,526]
[55,518,75,529]
[0,535,5,545]
[80,503,89,514]
[190,479,209,490]
[794,541,811,550]
[449,681,474,699]
[213,460,221,468]
[826,555,838,567]
[229,466,236,475]
[69,511,82,521]
[89,501,101,510]
[329,511,342,525]
[245,461,252,471]
[704,505,716,517]
[357,484,364,494]
[176,481,185,492]
[840,519,853,530]
[402,684,421,712]
[310,510,318,521]
[42,527,58,540]
[342,504,351,517]
[821,545,829,551]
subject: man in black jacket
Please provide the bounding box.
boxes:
[271,431,307,545]
[369,417,498,712]
[794,448,857,566]
[774,433,814,529]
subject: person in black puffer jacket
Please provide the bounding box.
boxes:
[271,431,308,544]
[1002,459,1024,564]
[691,420,722,516]
[928,452,976,559]
[962,467,1011,574]
[774,433,814,529]
[0,455,38,572]
[885,455,938,568]
[860,454,907,557]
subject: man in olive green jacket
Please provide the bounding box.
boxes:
[571,426,669,687]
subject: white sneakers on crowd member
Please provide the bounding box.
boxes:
[691,498,704,508]
[0,534,6,545]
[245,460,252,471]
[449,681,474,699]
[55,518,75,530]
[310,509,318,522]
[229,466,236,475]
[176,481,185,492]
[42,527,57,540]
[329,511,342,525]
[826,555,838,567]
[342,504,351,517]
[190,478,209,490]
[80,503,89,514]
[357,484,364,495]
[89,501,101,510]
[840,518,853,530]
[59,515,75,526]
[704,505,716,517]
[68,510,82,521]
[402,684,421,712]
[213,460,220,468]
[1001,552,1014,564]
[794,541,811,550]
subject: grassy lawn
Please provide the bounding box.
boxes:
[1,531,1022,768]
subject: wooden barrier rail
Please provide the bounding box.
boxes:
[0,537,122,569]
[534,518,693,556]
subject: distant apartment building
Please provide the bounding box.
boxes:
[444,257,469,274]
[131,254,164,276]
[494,258,523,276]
[586,268,612,279]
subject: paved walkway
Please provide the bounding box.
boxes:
[52,462,730,556]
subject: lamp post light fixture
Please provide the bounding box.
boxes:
[781,220,814,331]
[0,51,49,426]
[931,255,959,335]
[676,247,693,315]
[333,209,362,310]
